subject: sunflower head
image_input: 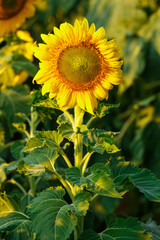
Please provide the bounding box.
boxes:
[0,0,41,37]
[33,18,123,114]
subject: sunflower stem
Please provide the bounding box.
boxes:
[74,105,84,168]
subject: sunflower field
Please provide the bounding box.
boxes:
[0,0,160,239]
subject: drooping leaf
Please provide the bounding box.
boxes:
[83,129,119,154]
[28,187,77,240]
[18,148,59,176]
[23,130,64,152]
[109,158,160,201]
[80,217,152,240]
[0,193,32,239]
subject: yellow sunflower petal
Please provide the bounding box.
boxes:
[34,18,123,113]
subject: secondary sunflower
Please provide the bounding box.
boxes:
[0,0,40,37]
[33,18,123,114]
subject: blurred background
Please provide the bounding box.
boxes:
[1,0,160,232]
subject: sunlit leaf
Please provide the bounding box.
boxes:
[66,164,121,198]
[83,129,119,154]
[95,103,120,118]
[0,194,32,239]
[18,148,58,176]
[23,130,63,152]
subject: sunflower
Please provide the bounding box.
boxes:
[33,18,123,114]
[0,0,40,37]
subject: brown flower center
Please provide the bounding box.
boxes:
[0,0,26,20]
[58,46,101,85]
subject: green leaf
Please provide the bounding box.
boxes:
[18,148,59,176]
[141,219,160,240]
[83,129,119,154]
[109,158,160,201]
[0,194,32,239]
[66,165,121,198]
[11,141,25,160]
[28,187,77,240]
[0,85,31,133]
[23,130,64,152]
[57,113,74,140]
[34,98,60,110]
[73,193,91,216]
[80,217,152,240]
[95,103,120,118]
[65,167,81,186]
[81,166,121,198]
[10,54,38,77]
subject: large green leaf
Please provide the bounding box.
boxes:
[80,217,151,240]
[109,158,160,201]
[83,129,119,154]
[0,194,32,239]
[23,130,64,152]
[18,148,59,176]
[66,164,121,198]
[28,187,77,240]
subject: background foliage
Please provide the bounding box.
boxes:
[0,0,160,239]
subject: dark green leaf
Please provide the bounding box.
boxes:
[10,54,38,77]
[28,187,77,240]
[109,158,160,201]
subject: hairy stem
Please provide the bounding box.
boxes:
[74,106,84,168]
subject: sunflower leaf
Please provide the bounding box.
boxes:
[23,130,63,152]
[28,187,77,240]
[0,193,32,239]
[95,102,120,118]
[141,219,160,240]
[80,217,152,240]
[83,129,120,154]
[18,148,59,176]
[10,54,38,77]
[34,98,60,109]
[109,158,160,201]
[65,164,121,198]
